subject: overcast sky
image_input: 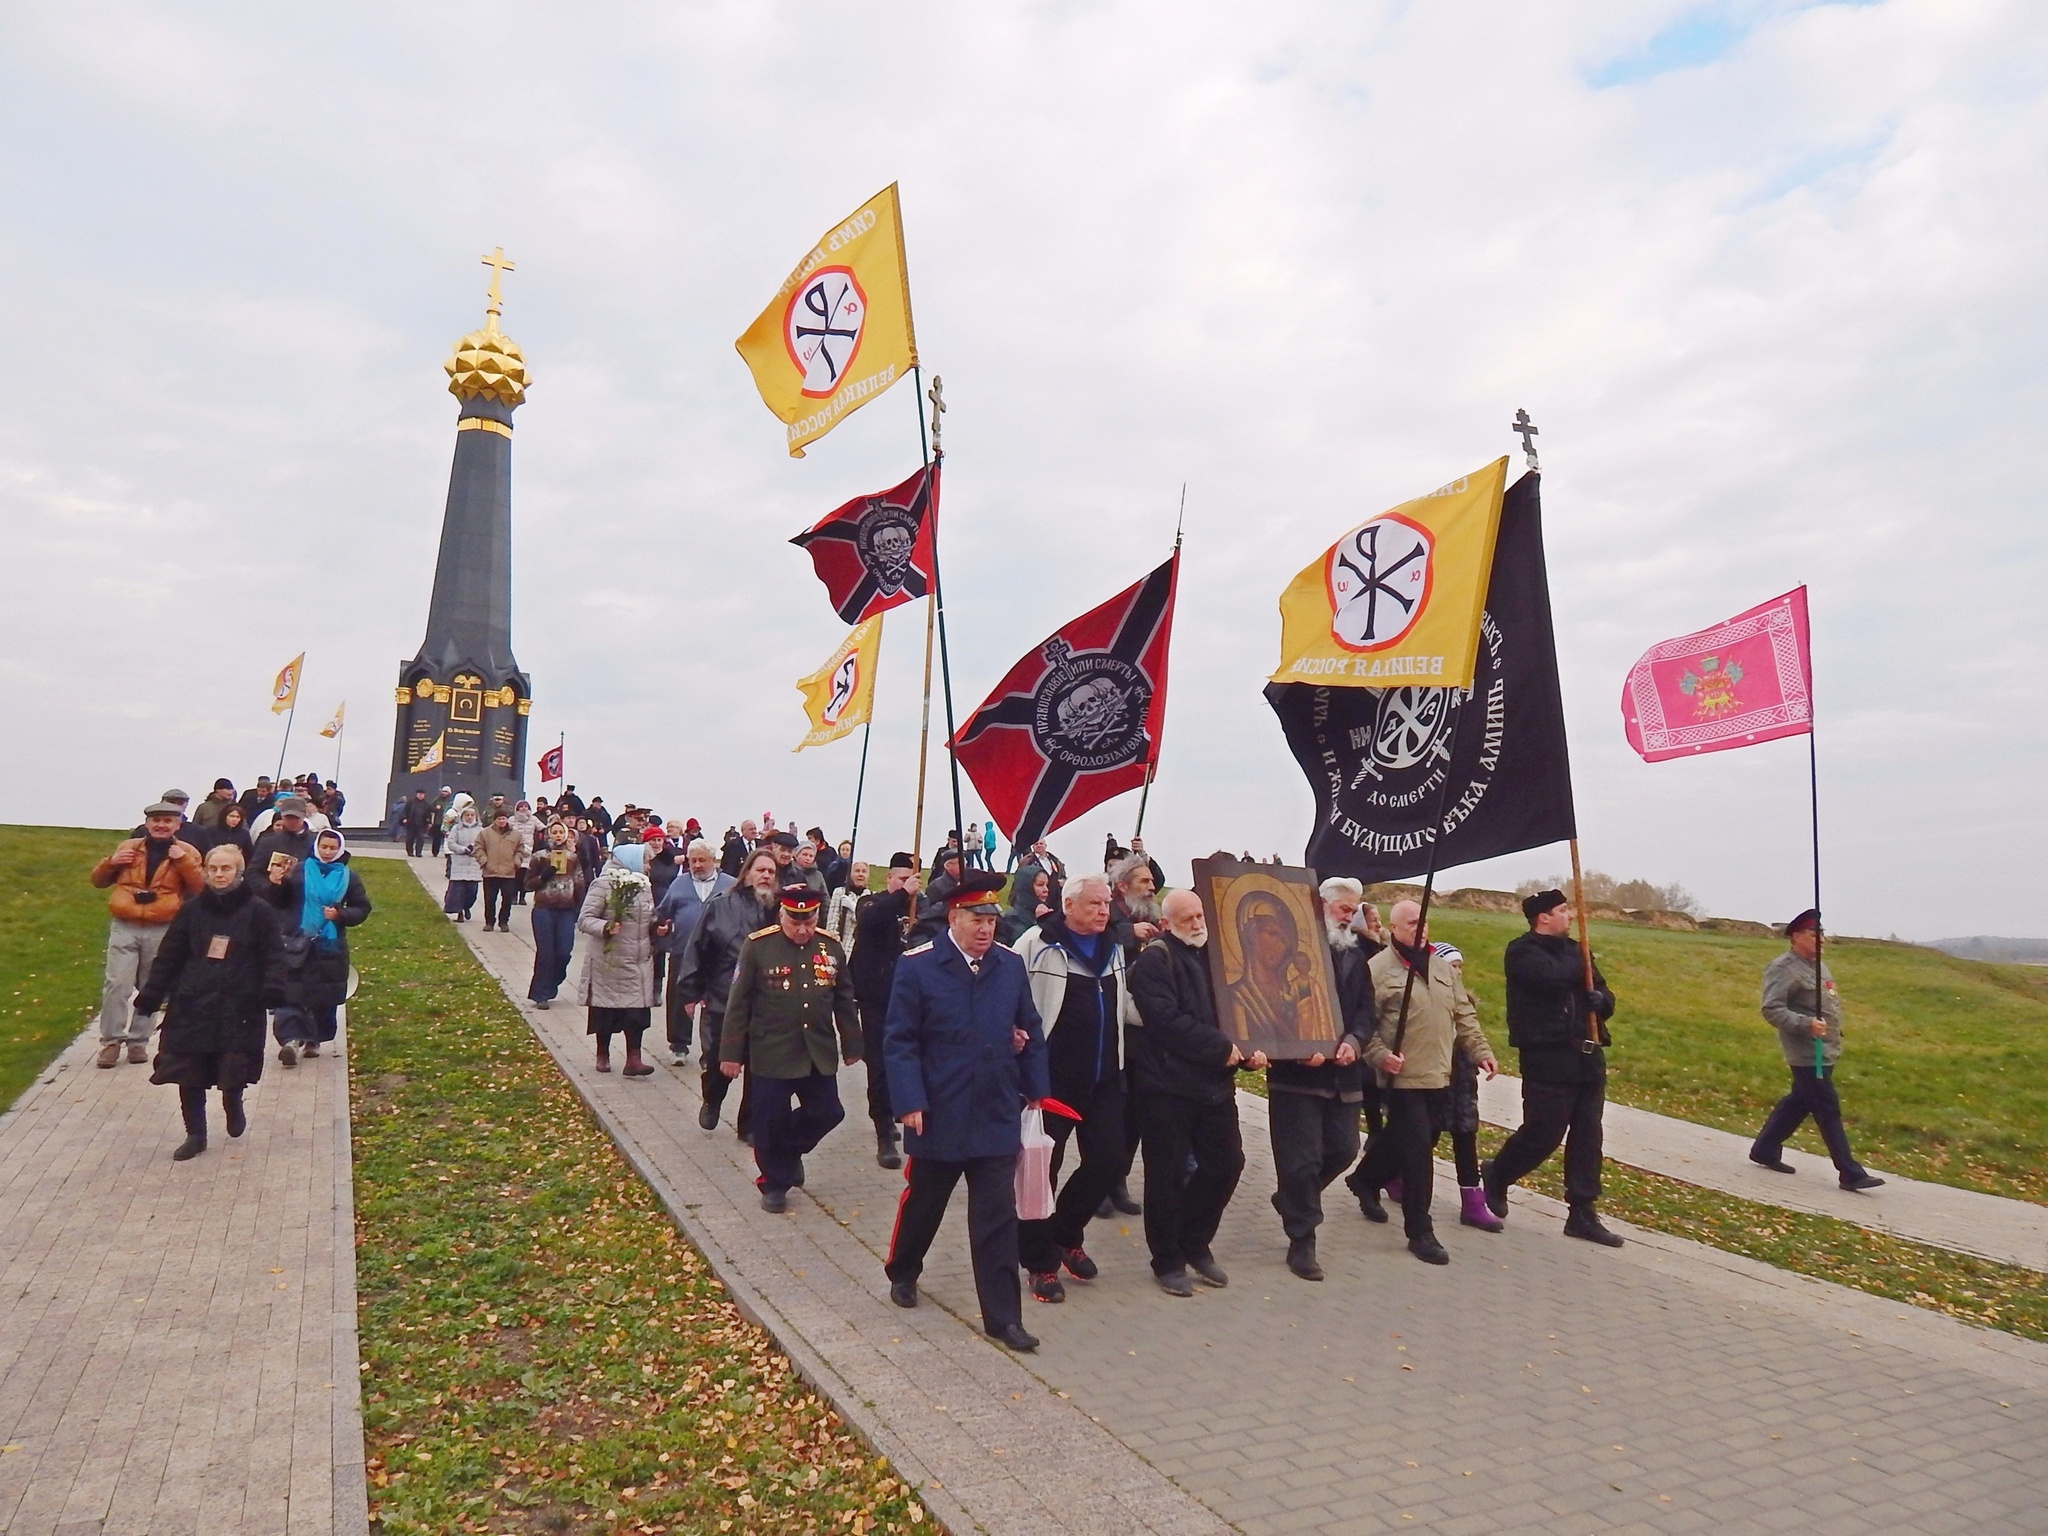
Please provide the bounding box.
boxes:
[2,0,2041,939]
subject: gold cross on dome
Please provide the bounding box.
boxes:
[481,247,516,322]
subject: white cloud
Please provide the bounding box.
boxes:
[0,0,2040,937]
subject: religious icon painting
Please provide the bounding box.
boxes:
[1190,854,1342,1060]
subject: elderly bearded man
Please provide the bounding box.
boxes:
[1351,899,1496,1265]
[1127,889,1267,1296]
[883,873,1050,1353]
[719,884,863,1212]
[1263,878,1375,1281]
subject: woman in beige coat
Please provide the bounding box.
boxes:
[575,845,670,1077]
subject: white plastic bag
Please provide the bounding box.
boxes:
[1014,1105,1056,1221]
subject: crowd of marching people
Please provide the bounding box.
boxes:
[87,772,1884,1359]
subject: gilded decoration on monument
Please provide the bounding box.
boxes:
[444,246,529,407]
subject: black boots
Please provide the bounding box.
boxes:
[876,1124,903,1170]
[224,1090,247,1139]
[174,1086,207,1159]
[1407,1231,1450,1265]
[1564,1203,1624,1247]
[1286,1237,1324,1281]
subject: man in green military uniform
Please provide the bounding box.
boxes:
[721,882,863,1211]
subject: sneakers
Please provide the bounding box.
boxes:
[126,1042,148,1065]
[1563,1204,1625,1247]
[1154,1268,1194,1298]
[1840,1173,1886,1192]
[1029,1271,1066,1304]
[1407,1232,1450,1265]
[1059,1246,1098,1281]
[278,1044,298,1068]
[302,1043,322,1058]
[1286,1237,1324,1281]
[1186,1253,1228,1288]
[96,1043,121,1069]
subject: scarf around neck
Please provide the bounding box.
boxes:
[301,840,350,945]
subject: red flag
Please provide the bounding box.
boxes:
[1622,587,1812,762]
[538,744,564,782]
[789,462,938,625]
[952,552,1179,845]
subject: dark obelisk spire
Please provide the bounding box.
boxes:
[385,249,533,818]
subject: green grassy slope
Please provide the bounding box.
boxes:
[0,825,125,1110]
[1424,910,2048,1204]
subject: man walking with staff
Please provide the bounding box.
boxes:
[1748,909,1884,1192]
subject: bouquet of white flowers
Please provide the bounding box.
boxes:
[602,869,651,951]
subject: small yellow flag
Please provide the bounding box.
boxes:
[736,184,919,458]
[271,653,305,715]
[412,733,446,773]
[794,617,883,752]
[1270,458,1509,691]
[319,702,346,739]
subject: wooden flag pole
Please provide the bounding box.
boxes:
[273,696,298,786]
[1568,837,1600,1049]
[1389,711,1464,1056]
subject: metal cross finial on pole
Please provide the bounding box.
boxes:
[1512,408,1540,472]
[927,374,946,452]
[480,247,516,325]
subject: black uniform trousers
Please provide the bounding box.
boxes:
[886,1155,1021,1334]
[698,1009,754,1139]
[751,1072,845,1193]
[1752,1066,1867,1182]
[1493,1076,1607,1205]
[404,828,427,857]
[1138,1093,1244,1275]
[856,997,893,1126]
[1268,1092,1361,1241]
[1351,1087,1447,1239]
[1018,1075,1132,1273]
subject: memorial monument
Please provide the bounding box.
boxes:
[384,249,533,813]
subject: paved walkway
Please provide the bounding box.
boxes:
[418,857,2048,1536]
[0,1009,368,1534]
[1478,1076,2048,1271]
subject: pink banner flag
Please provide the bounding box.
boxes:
[1622,587,1812,762]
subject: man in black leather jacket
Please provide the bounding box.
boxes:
[850,853,921,1167]
[1482,889,1622,1247]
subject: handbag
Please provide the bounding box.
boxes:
[1014,1105,1056,1222]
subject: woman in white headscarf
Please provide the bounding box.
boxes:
[445,806,483,921]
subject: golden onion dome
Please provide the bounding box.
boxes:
[445,319,529,407]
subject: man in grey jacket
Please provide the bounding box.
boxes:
[1748,910,1884,1191]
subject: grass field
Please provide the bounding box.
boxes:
[1420,909,2048,1204]
[0,824,124,1110]
[346,858,924,1536]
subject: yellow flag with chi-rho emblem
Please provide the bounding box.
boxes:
[793,617,882,752]
[270,653,305,714]
[736,184,919,458]
[1270,458,1508,691]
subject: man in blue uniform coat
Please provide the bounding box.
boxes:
[883,870,1051,1352]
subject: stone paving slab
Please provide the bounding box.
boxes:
[0,1004,368,1535]
[413,856,2048,1535]
[1477,1075,2048,1271]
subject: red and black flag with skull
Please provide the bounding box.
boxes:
[952,551,1180,846]
[789,461,939,624]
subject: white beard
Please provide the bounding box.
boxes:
[1325,921,1359,950]
[1175,928,1209,948]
